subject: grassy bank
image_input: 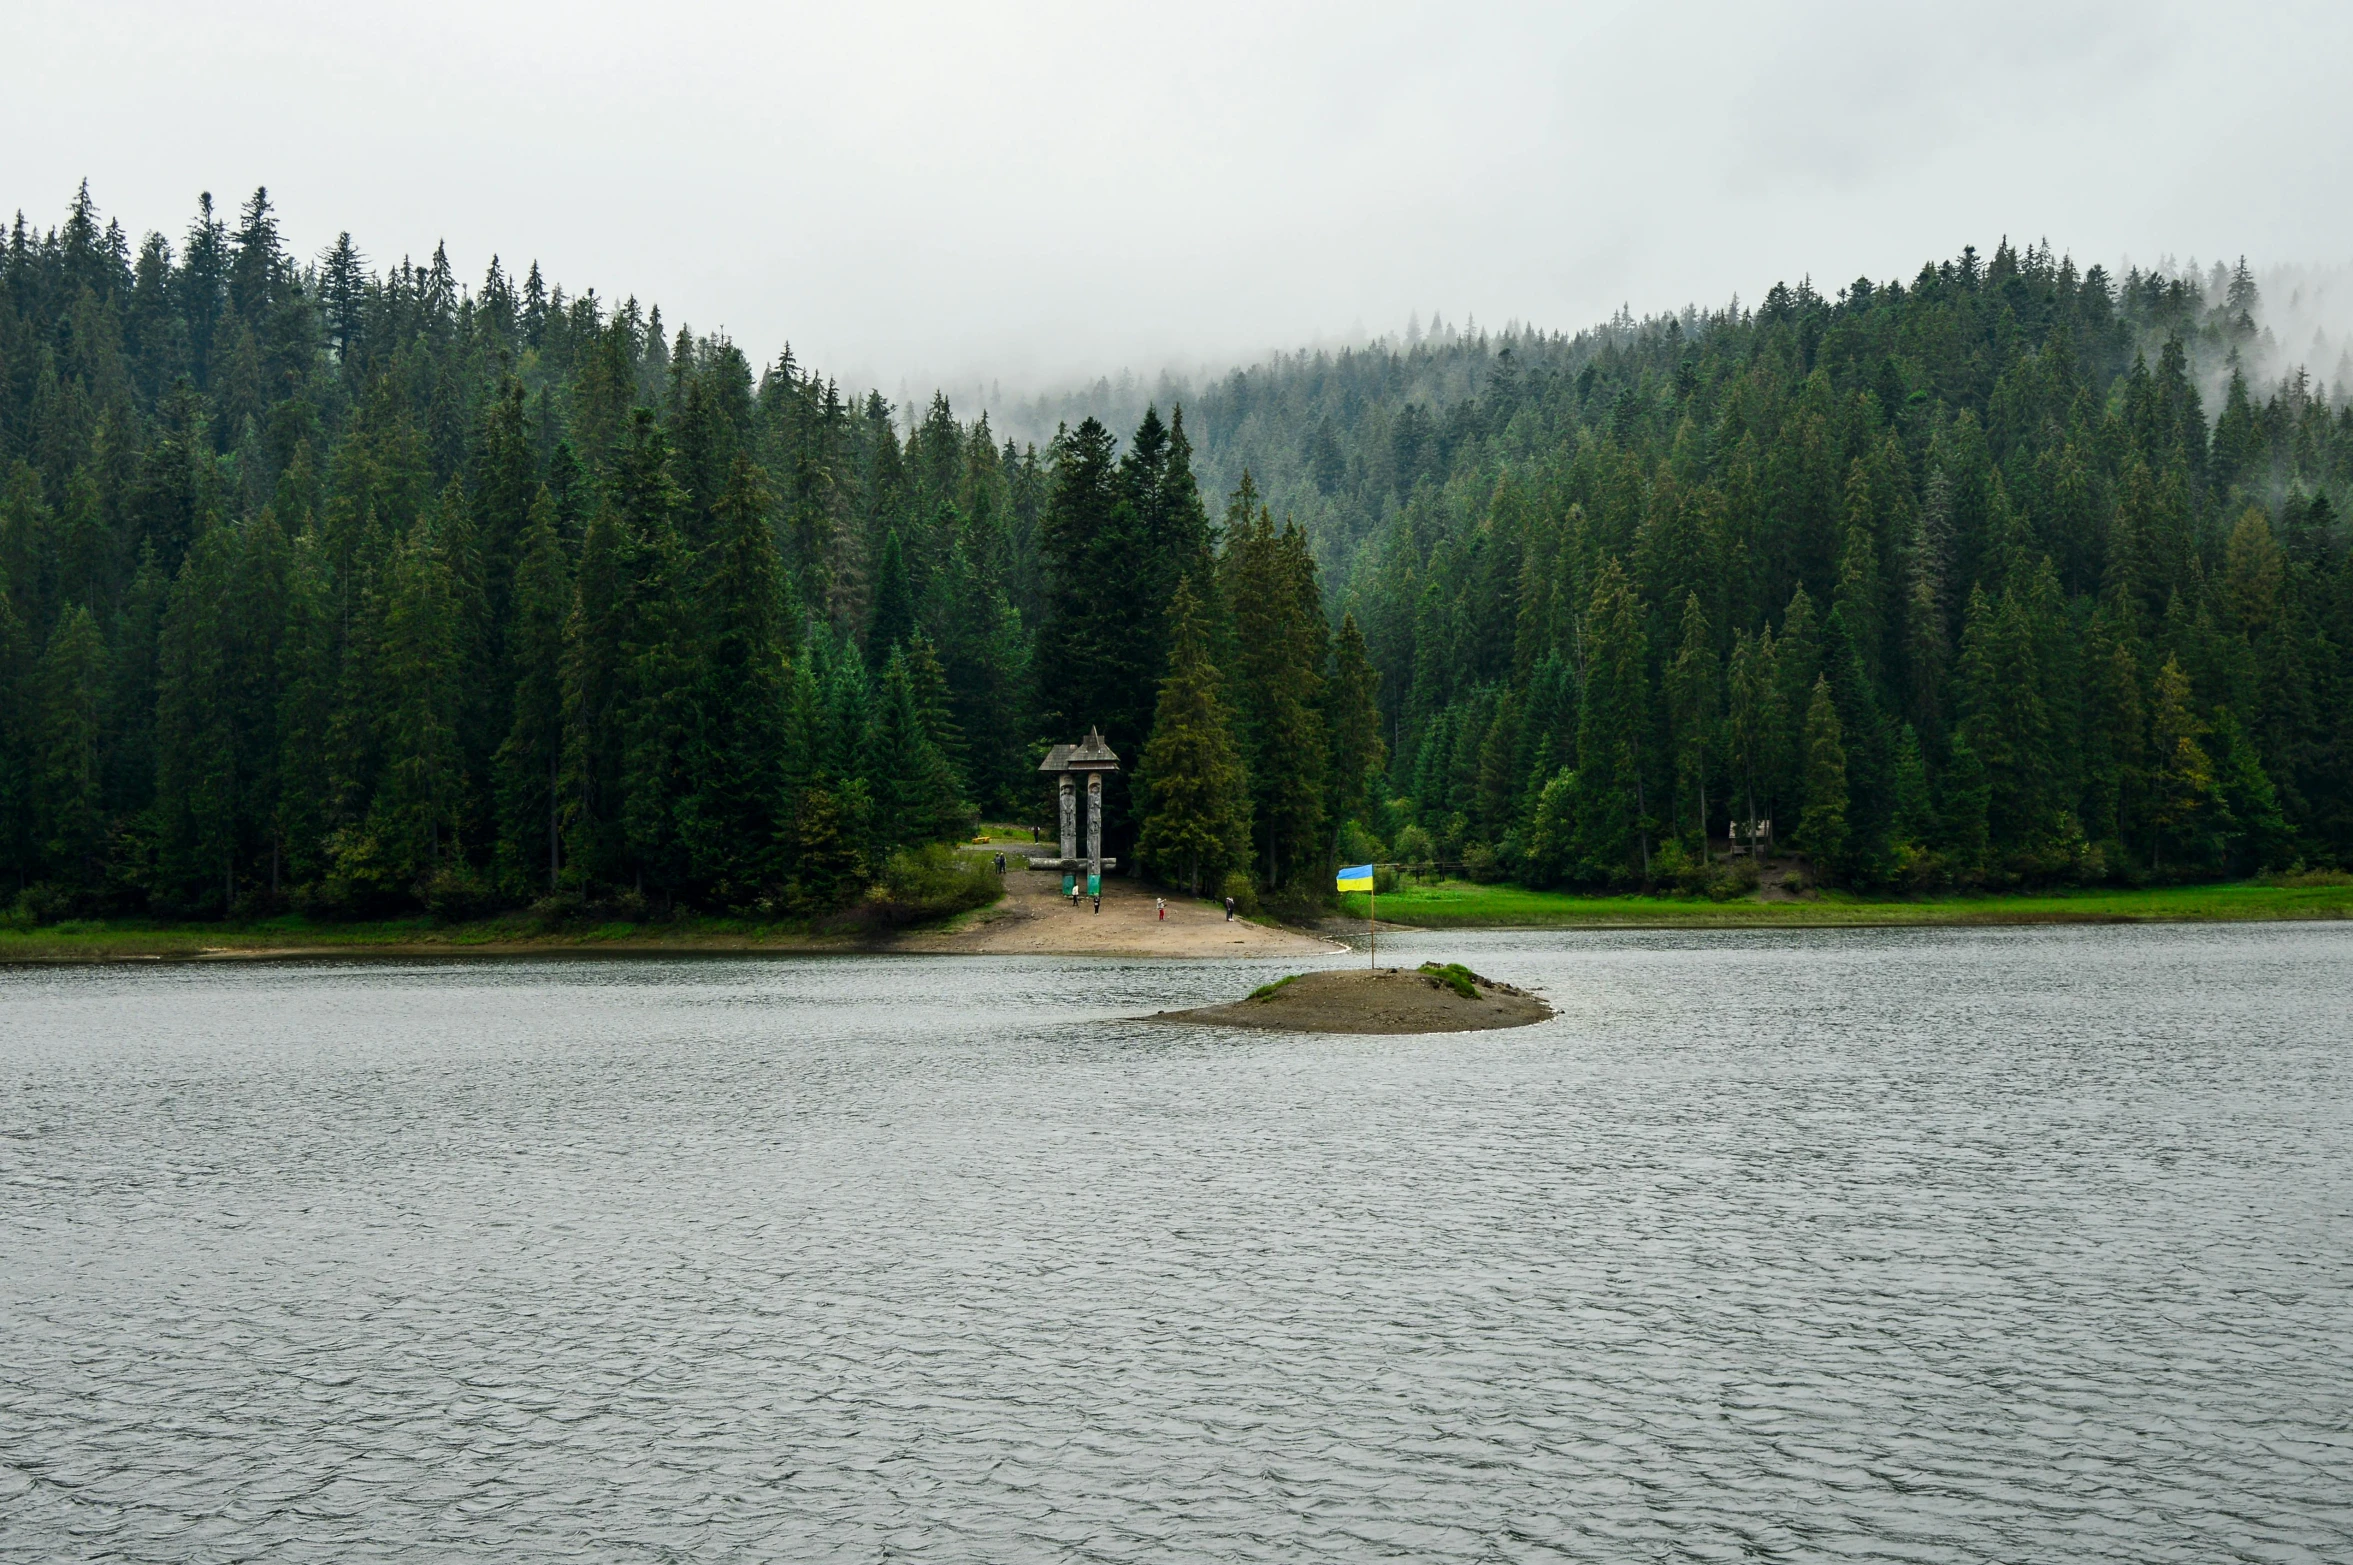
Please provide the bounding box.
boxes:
[0,911,901,964]
[1,843,1009,965]
[1340,876,2353,929]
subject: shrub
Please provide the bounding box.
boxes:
[2260,865,2353,887]
[1417,961,1482,999]
[1462,842,1508,883]
[424,866,496,923]
[1708,858,1761,901]
[1337,819,1385,868]
[1220,870,1258,915]
[838,844,1001,931]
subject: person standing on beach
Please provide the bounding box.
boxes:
[1224,896,1236,921]
[1155,897,1166,921]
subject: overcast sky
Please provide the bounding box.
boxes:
[13,0,2353,400]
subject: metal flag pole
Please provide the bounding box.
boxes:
[1370,870,1376,971]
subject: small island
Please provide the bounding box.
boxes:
[1160,962,1552,1034]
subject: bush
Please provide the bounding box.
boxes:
[9,883,89,927]
[1462,842,1508,883]
[424,866,496,923]
[837,844,1001,931]
[1337,819,1385,868]
[1417,961,1482,999]
[1220,870,1258,915]
[530,890,590,929]
[2259,865,2353,887]
[528,887,651,929]
[1708,857,1761,901]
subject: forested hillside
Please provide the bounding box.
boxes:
[1152,248,2353,890]
[3,186,2348,923]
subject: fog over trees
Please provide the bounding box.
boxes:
[3,186,2349,921]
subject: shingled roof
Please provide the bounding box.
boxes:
[1038,727,1120,771]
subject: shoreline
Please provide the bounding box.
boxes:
[1330,876,2353,932]
[4,877,2348,966]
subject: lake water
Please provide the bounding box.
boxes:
[3,925,2349,1562]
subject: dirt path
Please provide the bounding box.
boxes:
[897,856,1339,958]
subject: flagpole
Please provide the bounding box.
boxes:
[1369,871,1376,971]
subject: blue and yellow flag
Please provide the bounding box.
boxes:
[1336,863,1375,892]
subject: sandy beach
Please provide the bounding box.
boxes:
[898,854,1340,958]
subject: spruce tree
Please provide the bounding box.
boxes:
[1223,495,1327,889]
[34,604,106,895]
[495,488,571,896]
[865,529,917,668]
[679,456,786,905]
[865,648,967,856]
[1323,611,1385,836]
[153,524,240,912]
[272,531,336,890]
[371,507,469,892]
[1570,557,1651,884]
[2211,707,2290,874]
[1136,578,1251,894]
[1798,674,1849,880]
[1890,723,1931,850]
[1666,591,1716,855]
[2148,655,2215,873]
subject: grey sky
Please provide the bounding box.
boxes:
[13,0,2353,399]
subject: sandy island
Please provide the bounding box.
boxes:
[896,852,1340,958]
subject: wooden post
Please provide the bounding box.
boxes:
[1086,772,1102,897]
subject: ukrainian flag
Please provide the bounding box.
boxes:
[1336,863,1375,892]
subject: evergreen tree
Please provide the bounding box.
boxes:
[34,605,106,895]
[865,528,917,667]
[496,488,571,896]
[153,524,240,911]
[1724,626,1780,858]
[369,506,469,892]
[865,648,967,855]
[1666,591,1717,855]
[677,456,786,905]
[1890,723,1931,850]
[2211,707,2291,874]
[1323,611,1385,836]
[1035,417,1128,740]
[2148,655,2216,873]
[1569,557,1652,884]
[1136,578,1252,894]
[1223,492,1327,889]
[273,531,337,890]
[1798,675,1849,879]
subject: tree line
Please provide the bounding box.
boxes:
[1140,245,2350,890]
[0,184,1375,919]
[3,188,2348,922]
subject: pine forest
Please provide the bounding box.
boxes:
[5,184,2353,924]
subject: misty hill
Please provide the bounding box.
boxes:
[1,187,2348,923]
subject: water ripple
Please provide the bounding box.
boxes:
[2,926,2349,1561]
